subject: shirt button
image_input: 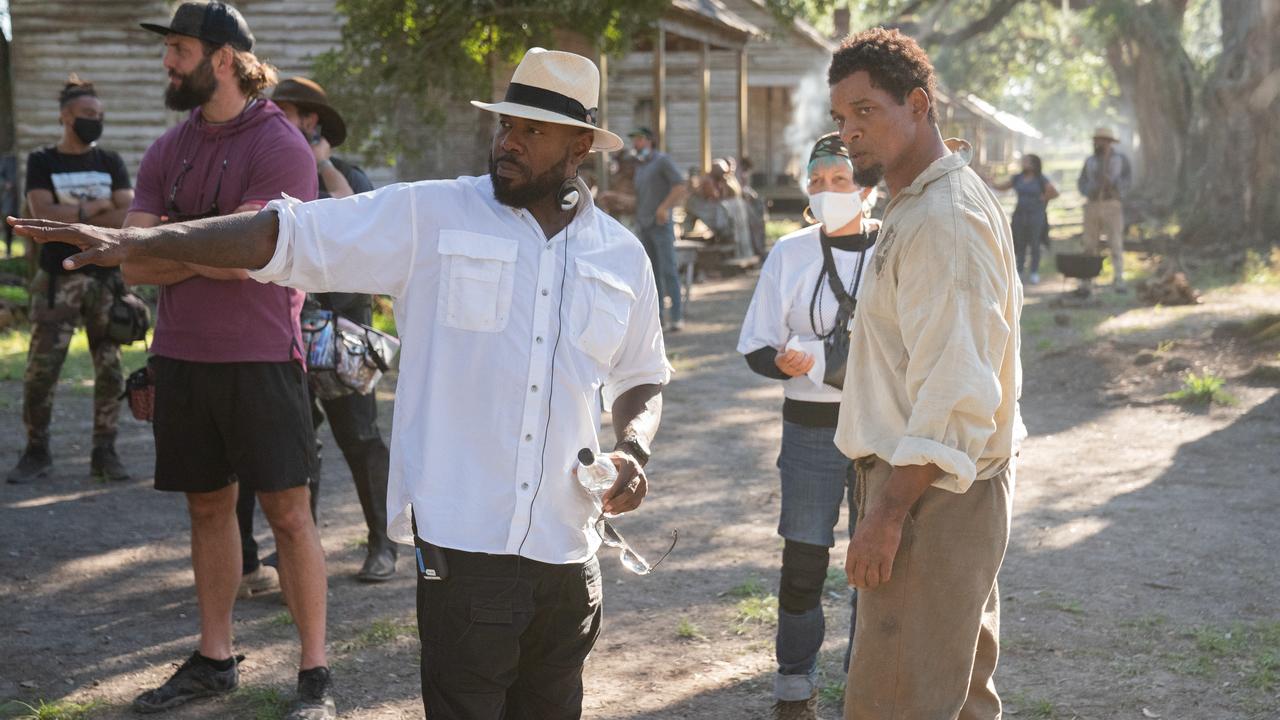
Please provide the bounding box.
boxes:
[541,289,549,296]
[521,482,530,490]
[524,434,532,442]
[536,336,543,344]
[545,242,552,250]
[531,385,538,393]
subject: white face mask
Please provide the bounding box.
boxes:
[810,191,863,233]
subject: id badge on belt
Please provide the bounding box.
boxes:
[411,513,449,581]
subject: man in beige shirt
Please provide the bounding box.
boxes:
[827,28,1024,720]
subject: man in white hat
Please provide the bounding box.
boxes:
[1077,126,1131,294]
[8,47,672,719]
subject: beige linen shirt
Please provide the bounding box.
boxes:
[834,139,1025,493]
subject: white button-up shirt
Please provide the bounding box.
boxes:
[252,175,671,564]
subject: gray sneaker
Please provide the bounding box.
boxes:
[133,652,241,713]
[6,445,51,485]
[285,666,336,720]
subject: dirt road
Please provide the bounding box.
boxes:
[2,272,1277,719]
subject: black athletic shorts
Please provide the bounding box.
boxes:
[152,356,318,494]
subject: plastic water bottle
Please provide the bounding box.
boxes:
[576,448,617,499]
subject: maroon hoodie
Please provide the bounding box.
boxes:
[131,98,318,363]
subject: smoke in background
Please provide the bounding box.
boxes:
[783,65,833,189]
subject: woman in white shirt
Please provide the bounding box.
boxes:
[737,133,880,716]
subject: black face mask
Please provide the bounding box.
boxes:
[72,117,103,145]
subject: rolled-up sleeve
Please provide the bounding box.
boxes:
[889,210,1010,492]
[603,257,672,407]
[250,182,420,297]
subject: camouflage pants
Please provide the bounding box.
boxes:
[23,270,124,448]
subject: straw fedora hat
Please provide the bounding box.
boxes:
[472,48,623,153]
[1092,126,1119,143]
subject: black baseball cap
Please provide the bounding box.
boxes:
[141,2,255,52]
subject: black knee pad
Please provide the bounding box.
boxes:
[778,539,830,614]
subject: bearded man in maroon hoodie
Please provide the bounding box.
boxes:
[124,3,332,718]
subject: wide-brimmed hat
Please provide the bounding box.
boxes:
[141,1,254,53]
[471,48,623,153]
[1093,126,1119,143]
[271,77,347,148]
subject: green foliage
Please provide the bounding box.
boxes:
[235,687,289,720]
[0,283,27,305]
[1164,371,1236,407]
[725,576,766,598]
[733,594,778,633]
[824,565,848,593]
[674,617,704,640]
[0,328,151,387]
[313,0,670,162]
[7,699,103,720]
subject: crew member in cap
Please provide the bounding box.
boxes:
[123,3,334,718]
[11,47,671,719]
[235,76,399,589]
[1076,126,1131,295]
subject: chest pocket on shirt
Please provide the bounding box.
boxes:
[437,230,519,333]
[570,257,635,365]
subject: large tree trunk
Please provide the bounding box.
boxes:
[1102,0,1197,215]
[1181,0,1280,249]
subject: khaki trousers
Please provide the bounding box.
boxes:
[1082,199,1125,287]
[845,457,1013,720]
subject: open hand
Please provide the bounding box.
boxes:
[774,348,815,378]
[601,451,648,515]
[844,510,904,590]
[6,216,131,270]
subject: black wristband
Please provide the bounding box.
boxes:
[614,437,651,467]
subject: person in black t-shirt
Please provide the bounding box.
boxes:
[6,76,134,485]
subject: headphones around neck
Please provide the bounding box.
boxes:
[557,176,581,212]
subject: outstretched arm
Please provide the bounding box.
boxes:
[7,209,280,273]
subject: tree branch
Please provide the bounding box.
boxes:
[923,0,1027,46]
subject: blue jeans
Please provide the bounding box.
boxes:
[1012,209,1047,275]
[637,222,682,324]
[774,420,858,701]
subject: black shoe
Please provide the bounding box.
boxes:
[285,666,336,720]
[132,652,240,714]
[6,444,51,485]
[91,445,131,482]
[355,543,397,583]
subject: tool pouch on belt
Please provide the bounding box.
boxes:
[105,278,152,346]
[122,363,155,422]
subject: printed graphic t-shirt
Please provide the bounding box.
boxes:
[25,146,131,272]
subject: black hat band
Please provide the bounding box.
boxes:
[504,83,597,126]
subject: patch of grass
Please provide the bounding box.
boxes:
[341,617,416,651]
[0,328,152,386]
[0,284,28,305]
[235,687,289,720]
[1044,595,1085,616]
[267,610,294,627]
[675,617,705,640]
[1035,338,1054,352]
[1027,698,1057,719]
[765,219,803,248]
[1164,371,1237,406]
[1155,339,1176,354]
[818,679,845,705]
[6,699,104,720]
[1241,247,1280,285]
[347,536,368,550]
[733,594,778,633]
[725,576,767,598]
[824,565,848,593]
